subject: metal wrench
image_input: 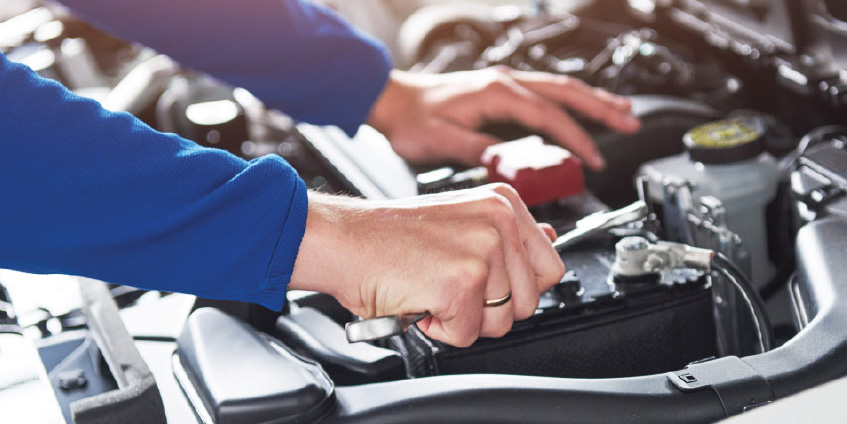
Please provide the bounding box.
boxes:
[552,201,648,252]
[345,312,430,343]
[345,201,648,343]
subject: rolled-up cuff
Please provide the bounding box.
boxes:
[251,173,309,310]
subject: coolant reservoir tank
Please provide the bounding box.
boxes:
[638,117,780,287]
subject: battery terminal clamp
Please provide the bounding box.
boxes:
[612,236,715,277]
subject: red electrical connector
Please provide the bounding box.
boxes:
[481,136,585,207]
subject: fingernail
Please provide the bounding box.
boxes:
[624,115,641,131]
[590,154,606,170]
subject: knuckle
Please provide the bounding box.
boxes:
[491,65,513,76]
[463,222,501,262]
[484,77,513,96]
[554,74,576,87]
[481,194,515,223]
[490,209,515,231]
[476,227,502,259]
[490,182,519,199]
[593,87,613,98]
[453,258,488,289]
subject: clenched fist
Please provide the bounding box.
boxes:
[290,184,564,347]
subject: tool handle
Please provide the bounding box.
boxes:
[345,312,430,343]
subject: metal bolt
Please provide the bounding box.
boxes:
[57,369,87,391]
[617,236,650,252]
[644,253,666,272]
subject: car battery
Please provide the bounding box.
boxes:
[383,235,717,379]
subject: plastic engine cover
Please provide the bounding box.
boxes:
[175,308,335,424]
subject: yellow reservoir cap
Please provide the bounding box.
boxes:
[683,117,766,164]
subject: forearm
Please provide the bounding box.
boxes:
[0,54,307,310]
[59,0,393,134]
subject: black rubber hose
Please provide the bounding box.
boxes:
[711,252,775,353]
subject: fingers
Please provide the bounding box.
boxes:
[478,245,514,338]
[538,223,558,242]
[418,258,487,347]
[458,193,540,323]
[505,68,641,134]
[417,187,543,345]
[479,77,607,170]
[420,230,520,345]
[481,197,540,322]
[373,184,563,347]
[489,184,566,295]
[422,303,484,348]
[372,66,639,168]
[430,120,503,166]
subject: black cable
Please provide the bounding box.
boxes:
[711,252,774,353]
[779,125,847,177]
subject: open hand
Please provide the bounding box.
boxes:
[367,66,640,170]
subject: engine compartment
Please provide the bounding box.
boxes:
[3,1,847,423]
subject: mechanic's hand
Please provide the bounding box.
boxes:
[289,184,564,347]
[367,67,640,170]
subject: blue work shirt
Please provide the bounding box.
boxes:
[0,0,393,310]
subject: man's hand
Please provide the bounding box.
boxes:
[290,184,564,347]
[367,67,640,170]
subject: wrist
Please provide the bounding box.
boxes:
[367,69,412,136]
[289,192,365,305]
[291,192,338,292]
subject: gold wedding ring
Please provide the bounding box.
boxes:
[483,290,512,307]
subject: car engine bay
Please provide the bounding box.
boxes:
[2,0,847,423]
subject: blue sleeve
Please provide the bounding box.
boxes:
[0,53,307,311]
[59,0,394,135]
